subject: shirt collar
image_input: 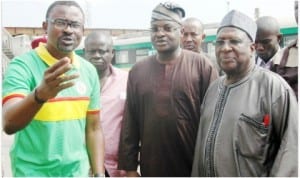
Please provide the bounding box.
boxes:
[35,43,80,68]
[256,47,281,69]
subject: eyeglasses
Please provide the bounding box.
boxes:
[48,18,83,31]
[214,39,244,47]
[150,25,180,33]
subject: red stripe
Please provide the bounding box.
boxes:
[2,94,25,105]
[87,110,100,115]
[48,97,89,102]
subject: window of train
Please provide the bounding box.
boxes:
[115,50,129,64]
[136,48,149,62]
[283,34,298,47]
[206,42,216,58]
[128,50,137,63]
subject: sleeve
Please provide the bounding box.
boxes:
[207,58,219,85]
[208,71,219,92]
[118,70,140,171]
[199,55,219,101]
[2,56,35,103]
[270,87,298,176]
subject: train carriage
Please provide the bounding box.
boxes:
[76,24,298,70]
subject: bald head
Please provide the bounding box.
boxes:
[84,32,113,48]
[183,17,204,34]
[84,32,114,76]
[255,16,282,62]
[181,17,206,53]
[256,16,280,34]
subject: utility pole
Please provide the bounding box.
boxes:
[226,0,230,12]
[254,7,260,20]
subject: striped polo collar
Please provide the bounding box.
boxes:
[35,43,80,68]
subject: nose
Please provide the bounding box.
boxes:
[154,27,167,36]
[255,43,264,51]
[185,34,193,42]
[156,27,163,32]
[155,30,166,38]
[63,24,75,33]
[94,51,105,58]
[63,27,73,33]
[219,41,232,51]
[88,51,102,59]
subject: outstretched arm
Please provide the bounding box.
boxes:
[3,57,78,134]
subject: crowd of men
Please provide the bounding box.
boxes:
[2,0,298,177]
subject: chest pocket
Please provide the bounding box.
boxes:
[235,113,269,158]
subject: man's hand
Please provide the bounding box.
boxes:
[2,57,80,134]
[37,57,79,101]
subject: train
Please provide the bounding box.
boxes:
[75,25,298,70]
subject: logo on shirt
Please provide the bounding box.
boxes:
[75,81,87,95]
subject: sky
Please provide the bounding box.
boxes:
[1,0,298,29]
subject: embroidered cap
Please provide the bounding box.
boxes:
[218,10,257,42]
[151,1,185,25]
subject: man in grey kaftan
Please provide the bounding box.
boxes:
[192,10,298,177]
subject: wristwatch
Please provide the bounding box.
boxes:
[94,173,105,177]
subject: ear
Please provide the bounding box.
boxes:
[180,26,184,35]
[42,21,47,32]
[202,34,206,40]
[112,49,115,57]
[250,42,256,53]
[178,27,183,39]
[111,49,116,65]
[277,33,283,43]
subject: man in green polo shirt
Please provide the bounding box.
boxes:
[2,1,105,177]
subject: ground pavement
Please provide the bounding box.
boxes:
[2,132,13,177]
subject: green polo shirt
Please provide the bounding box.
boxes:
[2,45,100,176]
